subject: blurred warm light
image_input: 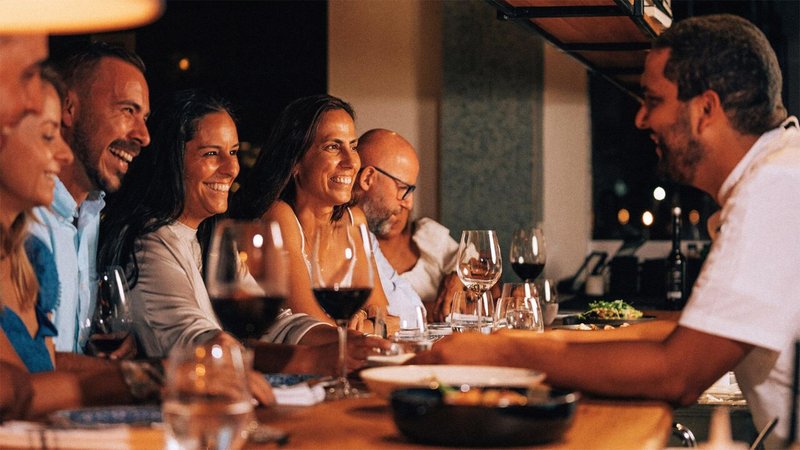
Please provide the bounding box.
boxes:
[653,186,666,201]
[617,208,630,225]
[178,57,190,71]
[689,209,701,225]
[0,0,164,34]
[642,211,654,227]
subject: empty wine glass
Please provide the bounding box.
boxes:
[163,342,253,450]
[84,266,132,355]
[206,220,288,341]
[456,230,502,329]
[509,225,547,281]
[311,222,374,399]
[496,282,543,331]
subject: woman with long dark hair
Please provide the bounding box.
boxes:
[231,95,397,330]
[99,90,383,376]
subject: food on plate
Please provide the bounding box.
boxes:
[579,300,643,321]
[443,388,530,407]
[575,322,631,331]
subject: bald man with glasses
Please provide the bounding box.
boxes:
[353,129,466,322]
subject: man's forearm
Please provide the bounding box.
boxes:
[414,326,749,407]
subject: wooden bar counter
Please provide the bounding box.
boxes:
[250,394,672,449]
[126,314,680,449]
[251,314,677,448]
[122,393,670,449]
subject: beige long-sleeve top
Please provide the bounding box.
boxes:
[130,221,323,358]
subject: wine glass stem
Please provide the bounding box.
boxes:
[469,287,488,329]
[336,320,349,391]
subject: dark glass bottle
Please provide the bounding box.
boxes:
[665,207,686,309]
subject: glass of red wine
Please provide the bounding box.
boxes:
[206,220,289,342]
[509,225,547,281]
[311,222,374,399]
[85,266,133,355]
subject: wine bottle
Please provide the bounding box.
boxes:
[665,207,686,309]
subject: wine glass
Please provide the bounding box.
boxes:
[535,278,559,326]
[456,230,502,328]
[509,225,547,281]
[206,219,288,341]
[84,266,132,355]
[311,222,374,399]
[163,342,253,450]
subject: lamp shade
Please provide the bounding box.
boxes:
[0,0,164,34]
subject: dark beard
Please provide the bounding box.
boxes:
[656,112,705,185]
[70,120,109,192]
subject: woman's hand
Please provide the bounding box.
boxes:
[248,370,275,407]
[93,334,138,360]
[348,309,371,333]
[300,334,390,376]
[208,332,274,406]
[432,273,465,322]
[347,308,401,337]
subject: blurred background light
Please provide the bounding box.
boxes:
[0,0,164,34]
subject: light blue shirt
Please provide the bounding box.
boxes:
[29,178,105,353]
[369,232,424,318]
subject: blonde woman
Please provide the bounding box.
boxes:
[0,68,143,419]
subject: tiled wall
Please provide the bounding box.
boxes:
[440,0,544,281]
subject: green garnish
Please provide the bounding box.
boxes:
[580,300,643,320]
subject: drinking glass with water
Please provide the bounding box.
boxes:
[496,282,544,331]
[163,342,253,450]
[449,290,494,334]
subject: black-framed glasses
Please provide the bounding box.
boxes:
[371,166,416,200]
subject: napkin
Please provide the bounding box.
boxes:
[0,421,162,449]
[272,382,326,406]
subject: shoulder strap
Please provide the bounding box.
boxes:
[291,211,306,255]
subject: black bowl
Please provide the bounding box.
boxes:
[390,387,579,447]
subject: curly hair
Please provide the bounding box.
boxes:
[654,14,786,135]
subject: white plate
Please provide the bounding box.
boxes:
[360,365,545,398]
[366,353,415,366]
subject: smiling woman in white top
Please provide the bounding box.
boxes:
[230,95,398,334]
